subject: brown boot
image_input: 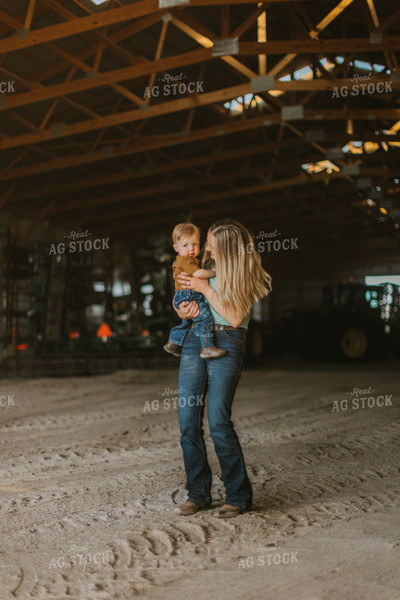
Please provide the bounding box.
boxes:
[216,504,243,518]
[163,342,182,357]
[175,501,211,515]
[200,346,226,359]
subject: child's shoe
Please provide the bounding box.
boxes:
[200,346,226,359]
[163,342,182,357]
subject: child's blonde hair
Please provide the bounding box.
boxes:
[172,222,201,244]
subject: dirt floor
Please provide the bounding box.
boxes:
[0,357,399,600]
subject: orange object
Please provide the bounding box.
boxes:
[97,323,113,338]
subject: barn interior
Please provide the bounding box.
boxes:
[0,1,399,599]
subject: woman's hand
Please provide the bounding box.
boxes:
[177,273,208,294]
[176,300,200,319]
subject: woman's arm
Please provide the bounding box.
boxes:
[176,274,245,328]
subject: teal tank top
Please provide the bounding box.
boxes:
[206,277,250,329]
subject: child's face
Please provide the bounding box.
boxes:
[174,235,200,258]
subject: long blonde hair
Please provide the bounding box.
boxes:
[202,220,272,316]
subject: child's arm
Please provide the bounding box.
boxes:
[191,268,216,279]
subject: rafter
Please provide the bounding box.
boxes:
[24,0,38,31]
[3,35,400,113]
[20,148,398,217]
[1,77,399,153]
[29,13,161,86]
[50,165,399,225]
[0,0,307,56]
[0,120,397,186]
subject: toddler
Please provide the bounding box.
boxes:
[164,223,226,359]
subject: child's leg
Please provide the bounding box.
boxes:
[168,320,191,347]
[191,297,226,358]
[166,290,193,348]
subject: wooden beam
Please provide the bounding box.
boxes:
[257,9,267,75]
[24,0,37,31]
[1,48,209,111]
[0,8,23,30]
[144,19,169,105]
[3,35,400,113]
[0,1,160,55]
[0,75,399,152]
[0,1,70,37]
[365,0,380,29]
[23,159,318,215]
[309,0,356,39]
[268,0,356,78]
[22,149,398,216]
[220,5,229,38]
[0,120,397,185]
[231,3,270,38]
[30,13,161,85]
[41,0,145,69]
[12,143,268,201]
[0,0,315,55]
[240,36,400,54]
[56,166,399,224]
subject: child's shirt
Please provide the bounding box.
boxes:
[172,255,201,291]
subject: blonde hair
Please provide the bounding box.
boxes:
[202,219,272,316]
[172,222,201,244]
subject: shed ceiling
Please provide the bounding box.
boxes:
[0,0,399,270]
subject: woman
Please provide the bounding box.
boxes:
[174,220,271,518]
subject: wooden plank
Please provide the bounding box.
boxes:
[24,0,37,31]
[14,144,269,202]
[0,0,315,55]
[258,9,267,75]
[1,48,210,110]
[0,1,159,55]
[0,117,397,185]
[0,75,399,152]
[365,0,380,29]
[0,8,23,30]
[239,36,400,54]
[3,36,400,112]
[62,167,400,223]
[30,13,161,84]
[22,150,396,215]
[309,0,356,39]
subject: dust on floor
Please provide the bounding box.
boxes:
[0,361,399,599]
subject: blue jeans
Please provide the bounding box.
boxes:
[177,326,252,510]
[169,290,214,346]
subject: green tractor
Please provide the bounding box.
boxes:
[282,282,400,362]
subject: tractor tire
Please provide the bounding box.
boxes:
[331,321,374,362]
